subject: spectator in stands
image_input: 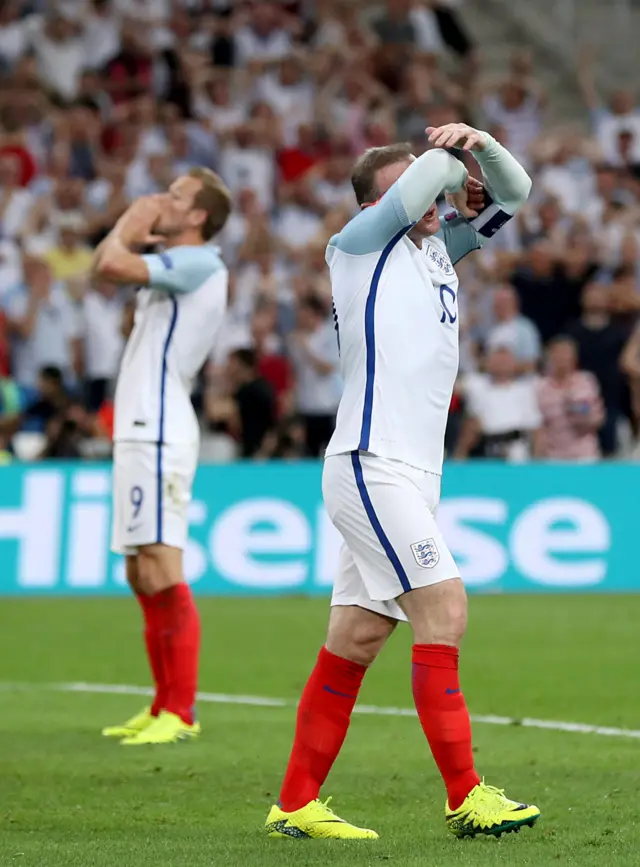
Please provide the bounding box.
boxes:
[568,283,628,456]
[289,295,340,457]
[0,365,68,441]
[43,215,94,283]
[0,152,34,241]
[578,50,640,168]
[4,259,80,392]
[30,10,86,103]
[207,348,277,459]
[537,336,604,461]
[485,284,541,375]
[78,277,125,412]
[511,241,582,343]
[455,346,542,461]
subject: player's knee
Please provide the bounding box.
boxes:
[434,596,467,645]
[326,611,392,666]
[135,547,180,595]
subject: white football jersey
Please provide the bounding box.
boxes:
[325,141,531,475]
[114,245,228,445]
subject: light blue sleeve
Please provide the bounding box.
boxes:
[142,246,224,293]
[328,184,412,257]
[436,214,482,265]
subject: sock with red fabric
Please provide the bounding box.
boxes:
[279,646,367,812]
[152,583,201,726]
[136,593,166,717]
[412,643,480,810]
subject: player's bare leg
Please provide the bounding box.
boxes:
[399,578,540,838]
[117,545,201,745]
[265,606,395,839]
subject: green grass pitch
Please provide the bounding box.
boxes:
[1,594,639,866]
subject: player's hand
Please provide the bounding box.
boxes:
[116,196,164,246]
[426,124,487,152]
[446,177,485,218]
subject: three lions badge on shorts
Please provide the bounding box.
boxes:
[411,538,440,569]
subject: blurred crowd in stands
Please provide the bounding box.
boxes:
[1,0,640,462]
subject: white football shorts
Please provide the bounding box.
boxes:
[322,452,459,622]
[111,441,198,555]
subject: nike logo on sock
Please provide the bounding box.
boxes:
[323,685,357,699]
[445,688,461,695]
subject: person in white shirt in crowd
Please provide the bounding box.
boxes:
[82,0,122,70]
[0,153,34,242]
[0,237,23,299]
[27,10,86,103]
[192,69,247,135]
[3,258,80,392]
[480,53,545,169]
[312,145,358,214]
[254,56,314,147]
[0,1,29,72]
[485,284,542,375]
[456,346,542,461]
[219,117,278,212]
[78,276,125,412]
[289,294,340,457]
[578,50,640,168]
[234,1,293,68]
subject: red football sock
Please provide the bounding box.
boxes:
[153,583,201,726]
[412,644,480,810]
[136,593,165,717]
[279,646,367,812]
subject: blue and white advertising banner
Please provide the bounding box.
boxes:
[0,462,637,595]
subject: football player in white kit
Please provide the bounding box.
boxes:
[94,168,232,745]
[266,124,539,840]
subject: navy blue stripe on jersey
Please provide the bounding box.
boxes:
[156,297,179,543]
[358,225,411,450]
[158,252,173,269]
[351,451,412,593]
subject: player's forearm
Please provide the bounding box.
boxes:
[95,233,149,285]
[397,148,467,224]
[472,135,532,214]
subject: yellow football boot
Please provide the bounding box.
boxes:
[120,710,201,745]
[265,797,378,840]
[446,781,540,838]
[102,706,155,739]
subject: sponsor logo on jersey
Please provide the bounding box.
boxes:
[410,538,440,569]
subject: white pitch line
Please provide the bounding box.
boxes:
[4,680,640,741]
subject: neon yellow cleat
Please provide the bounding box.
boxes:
[265,798,379,840]
[446,781,540,839]
[120,710,201,745]
[102,706,155,739]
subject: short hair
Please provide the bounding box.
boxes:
[40,365,64,384]
[547,334,577,351]
[188,167,233,240]
[300,294,326,318]
[350,143,413,206]
[230,348,257,370]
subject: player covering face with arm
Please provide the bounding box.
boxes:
[266,124,540,840]
[95,168,233,746]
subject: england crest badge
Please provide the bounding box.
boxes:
[410,538,440,569]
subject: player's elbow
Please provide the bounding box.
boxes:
[94,249,123,282]
[511,170,533,211]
